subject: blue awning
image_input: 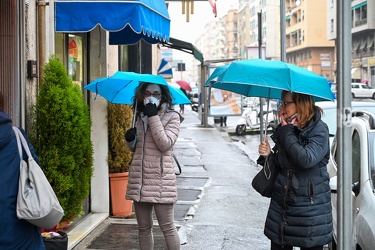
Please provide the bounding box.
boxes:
[55,0,170,44]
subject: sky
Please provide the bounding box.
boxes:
[168,0,236,43]
[165,1,237,82]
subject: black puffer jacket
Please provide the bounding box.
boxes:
[262,111,333,248]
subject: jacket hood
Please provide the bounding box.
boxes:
[0,111,13,150]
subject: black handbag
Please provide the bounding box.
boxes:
[252,157,279,198]
[43,231,68,250]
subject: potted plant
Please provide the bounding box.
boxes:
[107,103,134,217]
[31,56,94,225]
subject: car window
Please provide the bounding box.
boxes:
[352,84,359,89]
[362,84,371,89]
[352,130,361,185]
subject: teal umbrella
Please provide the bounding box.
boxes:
[204,59,335,102]
[85,71,191,105]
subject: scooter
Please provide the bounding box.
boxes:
[235,99,279,136]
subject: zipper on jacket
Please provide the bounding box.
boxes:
[160,157,163,175]
[140,121,148,202]
[308,179,314,204]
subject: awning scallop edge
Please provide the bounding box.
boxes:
[55,0,170,44]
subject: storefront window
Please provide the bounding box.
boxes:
[119,45,129,71]
[54,33,86,91]
[69,35,84,88]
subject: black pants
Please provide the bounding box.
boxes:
[271,242,323,250]
[220,116,227,126]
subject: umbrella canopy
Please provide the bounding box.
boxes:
[85,71,191,105]
[206,64,230,84]
[176,80,192,92]
[204,59,335,102]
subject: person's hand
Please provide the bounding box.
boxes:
[125,128,137,142]
[258,137,271,157]
[143,103,158,117]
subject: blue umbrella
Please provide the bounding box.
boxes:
[204,59,335,102]
[85,71,191,105]
[206,64,230,84]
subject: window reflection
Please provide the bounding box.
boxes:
[69,35,83,87]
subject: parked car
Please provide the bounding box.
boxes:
[327,111,375,250]
[351,82,375,99]
[318,101,375,137]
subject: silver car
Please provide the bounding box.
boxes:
[320,102,375,250]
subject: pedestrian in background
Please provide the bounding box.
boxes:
[0,91,45,250]
[220,94,228,127]
[220,116,227,127]
[179,87,187,114]
[257,91,332,250]
[124,82,182,250]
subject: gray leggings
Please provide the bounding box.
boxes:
[134,201,180,250]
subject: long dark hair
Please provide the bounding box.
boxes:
[132,82,173,112]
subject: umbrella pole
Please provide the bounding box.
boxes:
[263,88,271,141]
[132,100,138,128]
[264,98,270,140]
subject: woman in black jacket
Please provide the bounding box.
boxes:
[258,91,333,250]
[0,91,45,249]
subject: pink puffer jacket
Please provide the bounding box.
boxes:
[126,107,182,203]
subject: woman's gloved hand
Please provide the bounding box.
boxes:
[125,127,137,142]
[143,103,158,117]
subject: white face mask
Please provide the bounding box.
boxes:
[143,84,162,107]
[143,96,161,107]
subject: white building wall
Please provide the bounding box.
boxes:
[25,0,38,125]
[88,27,110,214]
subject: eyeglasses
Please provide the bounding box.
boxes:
[144,91,161,99]
[280,101,294,108]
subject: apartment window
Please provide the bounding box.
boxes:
[353,2,367,26]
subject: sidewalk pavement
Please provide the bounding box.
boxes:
[68,107,264,250]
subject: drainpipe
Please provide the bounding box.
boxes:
[37,0,48,80]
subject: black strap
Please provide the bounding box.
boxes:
[173,154,181,175]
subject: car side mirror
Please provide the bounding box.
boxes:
[330,176,337,193]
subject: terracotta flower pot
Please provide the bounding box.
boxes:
[109,172,133,217]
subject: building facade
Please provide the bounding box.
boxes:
[0,0,167,234]
[327,0,375,85]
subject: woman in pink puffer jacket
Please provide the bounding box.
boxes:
[125,82,183,250]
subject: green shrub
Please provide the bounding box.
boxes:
[107,103,133,173]
[31,56,93,221]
